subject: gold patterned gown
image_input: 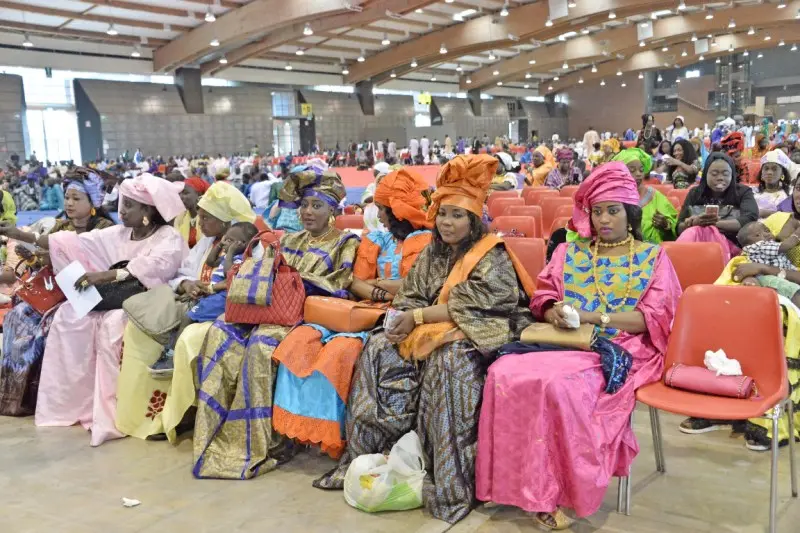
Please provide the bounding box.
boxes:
[314,243,533,524]
[192,229,358,480]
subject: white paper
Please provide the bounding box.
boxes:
[121,497,141,508]
[55,261,102,319]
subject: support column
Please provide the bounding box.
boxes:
[355,80,374,116]
[74,80,103,162]
[175,67,204,114]
[430,97,443,125]
[643,71,656,114]
[467,88,481,116]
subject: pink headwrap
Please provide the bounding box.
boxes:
[570,161,640,238]
[555,148,574,162]
[119,173,186,221]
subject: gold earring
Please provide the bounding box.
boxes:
[143,216,150,227]
[90,207,96,216]
[627,224,633,232]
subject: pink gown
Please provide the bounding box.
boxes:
[475,243,681,517]
[35,225,187,446]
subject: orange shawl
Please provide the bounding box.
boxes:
[525,145,555,187]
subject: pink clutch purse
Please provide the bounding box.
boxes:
[664,363,758,399]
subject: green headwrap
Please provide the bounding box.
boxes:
[613,148,652,176]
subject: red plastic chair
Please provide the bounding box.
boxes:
[553,204,572,219]
[667,195,682,209]
[334,214,365,230]
[505,205,543,238]
[489,197,525,220]
[633,286,796,530]
[487,190,520,211]
[651,184,674,196]
[490,216,537,239]
[549,216,571,236]
[540,197,575,239]
[559,186,579,198]
[669,188,691,206]
[504,237,546,286]
[661,242,726,290]
[523,188,559,206]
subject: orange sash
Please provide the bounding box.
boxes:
[398,235,535,360]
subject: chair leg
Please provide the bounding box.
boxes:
[625,467,632,516]
[650,406,666,473]
[617,476,626,514]
[788,399,798,498]
[769,403,782,533]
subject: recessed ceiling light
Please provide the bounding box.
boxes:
[210,38,220,47]
[568,0,577,7]
[415,8,423,13]
[303,23,313,36]
[205,9,216,22]
[218,56,227,64]
[106,24,118,36]
[358,50,365,62]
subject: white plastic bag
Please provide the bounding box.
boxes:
[343,430,426,513]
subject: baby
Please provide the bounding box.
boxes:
[150,221,259,377]
[736,221,800,307]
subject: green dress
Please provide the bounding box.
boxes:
[639,186,678,244]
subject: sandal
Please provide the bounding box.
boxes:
[536,508,573,530]
[678,417,729,434]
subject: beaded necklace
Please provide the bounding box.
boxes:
[591,234,635,312]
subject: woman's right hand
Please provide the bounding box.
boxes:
[385,310,415,343]
[178,280,204,299]
[544,303,572,329]
[694,213,719,227]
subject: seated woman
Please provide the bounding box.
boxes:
[0,169,114,416]
[266,159,328,233]
[613,148,677,243]
[475,162,682,530]
[192,168,359,480]
[115,181,260,441]
[545,148,582,189]
[270,167,432,458]
[33,174,187,446]
[524,145,555,187]
[174,177,209,248]
[314,154,535,524]
[676,152,758,263]
[754,149,792,219]
[665,138,700,189]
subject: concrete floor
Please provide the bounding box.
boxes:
[1,407,798,533]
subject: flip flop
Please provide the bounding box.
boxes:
[536,508,573,530]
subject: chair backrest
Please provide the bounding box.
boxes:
[523,188,559,206]
[334,214,365,230]
[661,241,726,290]
[651,184,674,196]
[667,195,682,209]
[669,188,691,205]
[504,237,547,286]
[487,190,519,211]
[489,197,525,219]
[559,186,579,198]
[490,216,537,239]
[549,216,571,235]
[553,204,573,219]
[665,285,786,401]
[505,205,543,238]
[541,197,575,239]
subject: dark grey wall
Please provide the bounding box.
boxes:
[0,74,27,160]
[74,80,103,162]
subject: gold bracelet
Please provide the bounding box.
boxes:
[413,308,425,326]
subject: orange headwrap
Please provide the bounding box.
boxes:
[428,154,497,220]
[374,168,433,230]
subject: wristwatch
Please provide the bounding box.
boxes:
[413,308,425,326]
[599,312,611,326]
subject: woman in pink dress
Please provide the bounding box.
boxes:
[476,162,682,529]
[34,174,187,446]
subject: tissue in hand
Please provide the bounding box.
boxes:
[561,305,581,329]
[703,349,743,376]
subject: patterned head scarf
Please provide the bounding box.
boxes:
[119,173,186,221]
[613,147,652,176]
[428,154,497,220]
[374,168,433,230]
[279,166,346,210]
[571,162,640,238]
[197,181,256,223]
[720,131,745,155]
[555,148,574,163]
[64,166,106,207]
[761,149,800,181]
[184,177,209,195]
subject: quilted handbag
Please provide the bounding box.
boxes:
[304,296,387,333]
[225,231,305,326]
[15,261,66,315]
[664,363,758,399]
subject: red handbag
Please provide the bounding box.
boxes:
[664,363,758,399]
[224,231,305,326]
[15,261,66,315]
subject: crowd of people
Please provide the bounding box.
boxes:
[0,111,798,530]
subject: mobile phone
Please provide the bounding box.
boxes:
[704,205,719,217]
[383,308,403,331]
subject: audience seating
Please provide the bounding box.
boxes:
[553,204,573,219]
[549,216,571,236]
[661,242,726,290]
[540,197,575,239]
[651,184,674,196]
[490,216,537,239]
[487,190,520,211]
[669,189,691,206]
[504,237,546,285]
[632,285,796,531]
[523,188,559,206]
[334,214,365,230]
[559,186,579,198]
[667,196,682,209]
[489,197,525,219]
[505,205,544,238]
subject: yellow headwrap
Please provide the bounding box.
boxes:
[197,181,256,223]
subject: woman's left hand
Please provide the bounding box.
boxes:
[385,310,415,343]
[732,262,768,282]
[74,271,114,291]
[652,212,670,230]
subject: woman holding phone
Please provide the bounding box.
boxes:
[676,152,758,262]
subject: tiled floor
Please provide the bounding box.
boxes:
[1,407,798,533]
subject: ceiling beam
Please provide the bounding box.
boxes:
[0,21,169,47]
[182,0,242,8]
[465,1,800,90]
[200,0,438,76]
[80,1,199,18]
[546,27,799,93]
[344,0,714,84]
[0,1,192,31]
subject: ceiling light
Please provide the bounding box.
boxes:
[410,58,418,68]
[662,46,669,52]
[778,1,787,7]
[657,74,663,81]
[553,76,560,81]
[210,38,220,47]
[390,70,396,78]
[728,44,734,52]
[691,34,698,42]
[779,39,786,47]
[678,1,687,11]
[529,59,536,65]
[676,78,681,83]
[562,61,569,69]
[285,63,293,70]
[342,66,349,75]
[578,77,584,83]
[500,2,509,16]
[205,9,216,22]
[445,0,454,3]
[524,83,530,89]
[600,79,606,86]
[748,26,756,35]
[497,81,503,86]
[639,41,645,47]
[439,43,447,54]
[621,82,627,87]
[715,58,721,63]
[651,12,658,20]
[639,72,644,79]
[699,54,705,61]
[358,51,365,62]
[545,19,553,27]
[705,10,714,19]
[764,34,771,41]
[757,52,763,58]
[382,34,390,46]
[796,8,800,18]
[415,8,423,13]
[581,28,590,34]
[608,11,616,19]
[131,46,140,58]
[431,75,437,81]
[456,64,463,72]
[303,23,313,36]
[568,0,577,7]
[548,85,553,90]
[488,51,496,60]
[681,49,687,57]
[106,24,118,36]
[616,69,622,76]
[493,70,500,76]
[743,49,749,56]
[728,18,736,28]
[466,77,472,84]
[218,56,227,64]
[711,38,718,47]
[295,48,305,55]
[525,72,532,79]
[792,44,798,51]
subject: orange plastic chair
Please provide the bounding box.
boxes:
[651,184,674,196]
[541,197,575,239]
[523,188,559,207]
[334,214,364,230]
[489,197,525,220]
[490,216,537,239]
[661,242,725,290]
[503,237,546,286]
[487,190,520,211]
[667,195,682,210]
[553,204,573,219]
[549,216,570,236]
[669,188,691,206]
[505,205,543,238]
[559,186,579,198]
[632,286,796,530]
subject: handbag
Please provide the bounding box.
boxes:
[225,231,305,326]
[14,260,66,315]
[94,261,147,311]
[304,296,387,333]
[520,322,596,351]
[122,284,189,346]
[664,363,758,399]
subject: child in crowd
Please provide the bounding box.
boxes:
[150,221,259,377]
[588,142,604,168]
